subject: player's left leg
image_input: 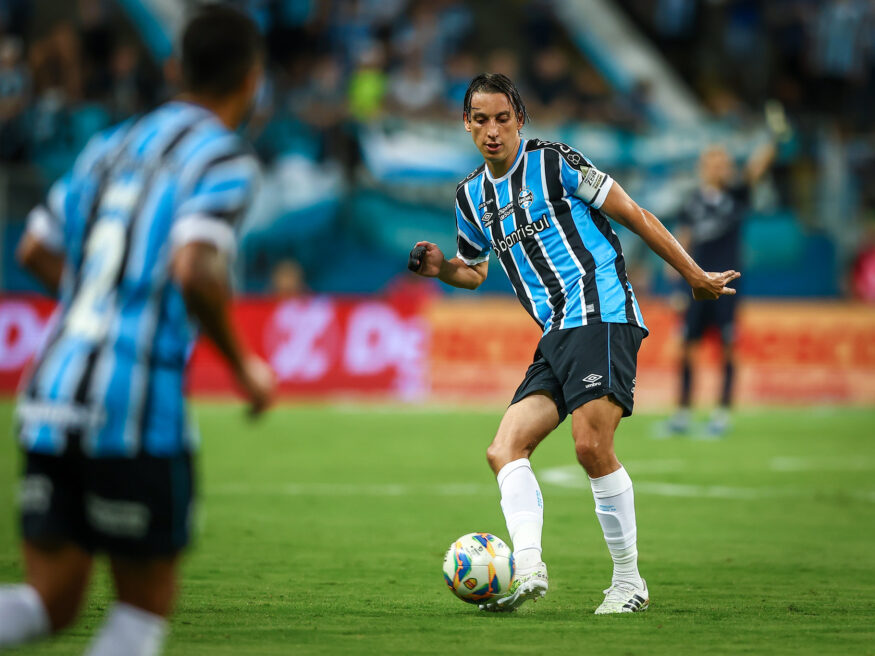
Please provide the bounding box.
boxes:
[572,396,648,614]
[84,555,179,656]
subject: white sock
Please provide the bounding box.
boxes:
[589,466,643,588]
[0,583,51,646]
[85,602,168,656]
[496,458,544,570]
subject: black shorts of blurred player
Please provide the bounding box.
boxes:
[19,444,195,627]
[21,448,195,558]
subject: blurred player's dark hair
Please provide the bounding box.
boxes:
[182,4,264,97]
[463,73,530,125]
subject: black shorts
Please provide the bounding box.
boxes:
[20,448,195,558]
[683,294,738,343]
[511,323,645,423]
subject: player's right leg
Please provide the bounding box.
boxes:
[481,389,561,612]
[83,451,194,656]
[0,540,93,646]
[83,555,179,656]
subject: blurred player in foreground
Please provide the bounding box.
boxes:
[0,6,274,655]
[666,141,776,437]
[409,74,739,614]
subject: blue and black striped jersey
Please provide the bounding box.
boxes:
[18,101,259,458]
[454,138,647,335]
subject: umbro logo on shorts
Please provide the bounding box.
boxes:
[582,373,603,388]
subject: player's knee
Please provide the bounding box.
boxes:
[572,429,612,470]
[486,433,531,473]
[574,437,599,469]
[486,440,509,472]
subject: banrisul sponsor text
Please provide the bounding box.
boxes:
[492,215,550,255]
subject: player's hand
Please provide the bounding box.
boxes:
[236,354,276,417]
[690,270,741,301]
[408,241,444,277]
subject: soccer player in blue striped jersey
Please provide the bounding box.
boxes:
[0,7,274,655]
[410,74,740,614]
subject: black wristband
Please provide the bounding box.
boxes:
[408,245,426,272]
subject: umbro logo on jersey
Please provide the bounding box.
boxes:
[482,212,494,227]
[582,373,603,388]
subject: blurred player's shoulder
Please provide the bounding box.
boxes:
[456,162,486,192]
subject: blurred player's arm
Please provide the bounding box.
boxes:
[16,199,68,295]
[745,141,777,186]
[409,241,488,290]
[16,232,64,295]
[600,182,739,301]
[172,146,274,414]
[171,242,273,415]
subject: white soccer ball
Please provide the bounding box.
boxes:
[442,532,515,604]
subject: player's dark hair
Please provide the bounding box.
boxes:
[463,73,530,125]
[181,4,264,97]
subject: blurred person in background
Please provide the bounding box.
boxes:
[347,43,387,123]
[271,258,308,298]
[386,52,445,119]
[444,51,477,114]
[851,221,875,302]
[527,46,576,123]
[0,35,29,161]
[410,73,739,616]
[666,141,777,438]
[0,6,274,655]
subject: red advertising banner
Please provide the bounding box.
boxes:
[1,295,873,407]
[0,297,56,393]
[189,296,428,399]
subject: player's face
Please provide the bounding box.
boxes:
[464,92,524,173]
[700,148,733,188]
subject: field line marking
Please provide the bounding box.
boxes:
[539,465,875,502]
[205,467,875,503]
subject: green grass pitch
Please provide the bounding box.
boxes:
[1,400,874,655]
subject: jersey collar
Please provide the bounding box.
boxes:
[485,139,526,184]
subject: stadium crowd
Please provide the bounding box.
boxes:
[0,0,872,299]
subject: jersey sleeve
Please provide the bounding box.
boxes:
[455,193,490,266]
[171,140,260,257]
[24,174,71,253]
[555,144,614,209]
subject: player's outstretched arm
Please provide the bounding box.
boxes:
[599,183,740,301]
[171,242,275,415]
[408,241,488,290]
[16,232,65,295]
